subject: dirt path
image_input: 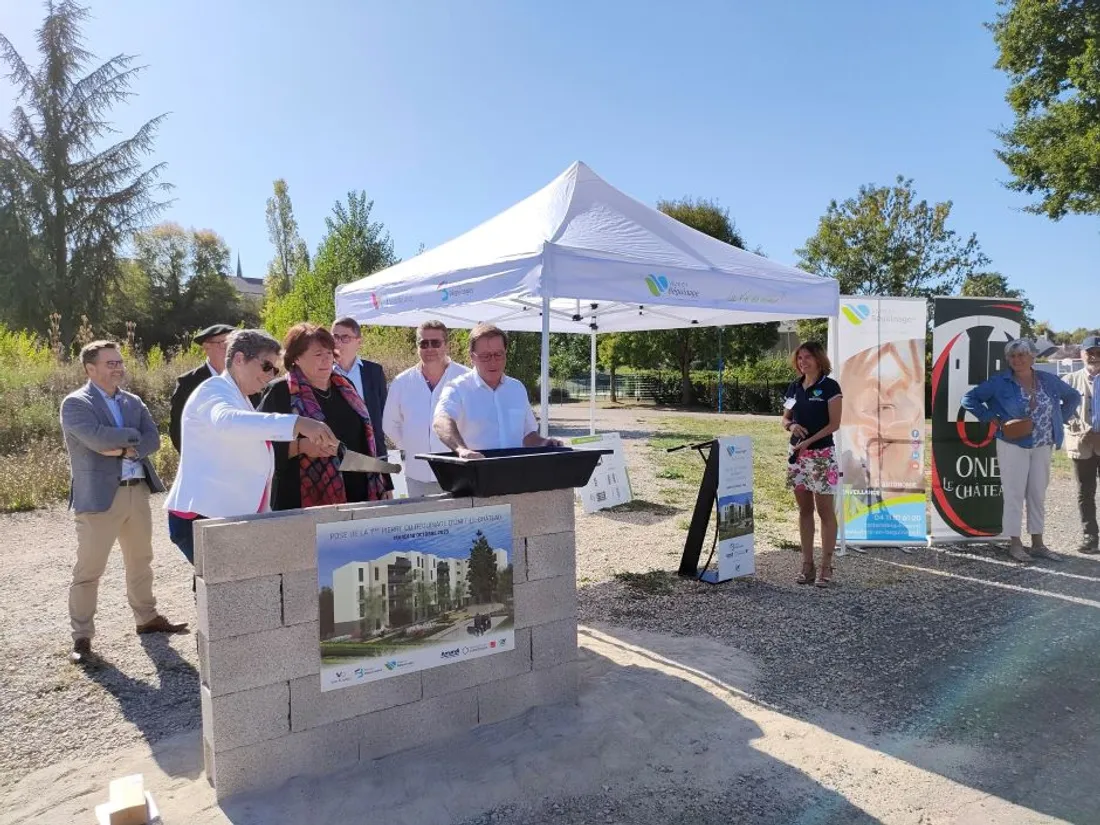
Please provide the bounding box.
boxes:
[1,406,1096,823]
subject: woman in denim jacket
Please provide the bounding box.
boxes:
[962,339,1081,562]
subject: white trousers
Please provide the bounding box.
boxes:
[997,440,1052,537]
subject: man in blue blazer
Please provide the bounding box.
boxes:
[331,317,393,496]
[60,341,188,666]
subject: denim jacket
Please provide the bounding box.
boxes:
[961,370,1081,449]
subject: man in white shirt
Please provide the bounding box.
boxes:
[434,323,561,459]
[383,321,470,496]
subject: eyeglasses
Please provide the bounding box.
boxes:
[332,333,359,344]
[473,352,506,362]
[260,360,280,375]
[418,339,444,349]
[102,360,124,369]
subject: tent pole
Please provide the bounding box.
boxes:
[540,294,550,437]
[589,329,597,435]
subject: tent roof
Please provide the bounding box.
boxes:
[336,162,838,333]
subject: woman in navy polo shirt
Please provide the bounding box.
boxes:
[782,342,844,587]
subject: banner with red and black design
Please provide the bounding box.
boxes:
[930,297,1023,541]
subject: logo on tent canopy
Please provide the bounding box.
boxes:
[437,280,473,303]
[645,274,669,296]
[645,274,699,299]
[369,292,381,310]
[842,304,872,325]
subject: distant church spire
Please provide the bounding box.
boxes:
[236,254,243,279]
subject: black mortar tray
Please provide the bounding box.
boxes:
[415,447,612,497]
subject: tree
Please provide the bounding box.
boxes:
[466,530,498,606]
[959,272,1035,333]
[622,198,778,405]
[263,190,396,337]
[989,1,1100,219]
[0,1,171,340]
[797,177,990,299]
[116,223,256,349]
[597,333,628,402]
[264,178,308,298]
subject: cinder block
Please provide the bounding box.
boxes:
[196,630,209,687]
[290,671,422,732]
[358,687,479,762]
[205,622,320,697]
[201,682,290,751]
[471,489,575,540]
[196,575,283,641]
[203,735,215,786]
[421,628,532,698]
[477,661,578,726]
[341,494,473,520]
[211,719,360,800]
[513,575,577,629]
[531,619,577,670]
[281,569,318,626]
[198,512,334,584]
[524,532,576,582]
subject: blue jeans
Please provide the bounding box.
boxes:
[167,512,203,566]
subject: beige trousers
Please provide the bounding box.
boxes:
[70,484,158,641]
[996,439,1052,538]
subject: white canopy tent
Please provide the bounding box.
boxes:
[336,161,840,433]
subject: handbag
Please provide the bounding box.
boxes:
[1001,418,1033,440]
[1001,380,1037,440]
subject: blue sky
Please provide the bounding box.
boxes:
[316,509,512,588]
[2,0,1096,329]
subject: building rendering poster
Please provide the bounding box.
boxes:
[316,504,515,691]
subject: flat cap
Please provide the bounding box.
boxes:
[193,324,236,344]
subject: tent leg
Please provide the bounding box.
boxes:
[589,330,597,435]
[540,294,550,437]
[829,314,847,558]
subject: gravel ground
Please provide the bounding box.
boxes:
[1,406,1098,824]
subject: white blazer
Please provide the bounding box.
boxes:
[164,372,298,518]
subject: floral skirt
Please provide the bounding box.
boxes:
[787,446,839,495]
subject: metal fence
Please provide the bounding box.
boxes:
[557,373,786,415]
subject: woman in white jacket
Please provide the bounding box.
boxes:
[164,329,338,564]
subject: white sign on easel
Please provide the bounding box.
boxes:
[568,432,633,513]
[716,435,754,579]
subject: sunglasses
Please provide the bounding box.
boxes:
[418,339,445,349]
[260,360,280,375]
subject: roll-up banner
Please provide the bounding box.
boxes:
[836,297,928,544]
[929,297,1023,542]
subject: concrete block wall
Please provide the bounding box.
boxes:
[196,489,579,800]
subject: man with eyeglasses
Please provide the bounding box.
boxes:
[434,323,562,459]
[169,324,235,453]
[61,341,189,666]
[1064,335,1100,554]
[383,320,470,496]
[331,317,389,464]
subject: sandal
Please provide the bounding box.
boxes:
[797,562,816,585]
[815,567,832,587]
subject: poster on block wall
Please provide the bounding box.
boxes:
[316,504,515,691]
[835,297,928,544]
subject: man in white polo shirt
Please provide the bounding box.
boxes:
[434,323,562,458]
[383,320,470,496]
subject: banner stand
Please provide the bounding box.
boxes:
[829,316,848,558]
[674,440,724,583]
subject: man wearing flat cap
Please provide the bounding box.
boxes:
[169,324,235,453]
[1064,335,1100,554]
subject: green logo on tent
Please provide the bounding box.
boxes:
[645,274,669,296]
